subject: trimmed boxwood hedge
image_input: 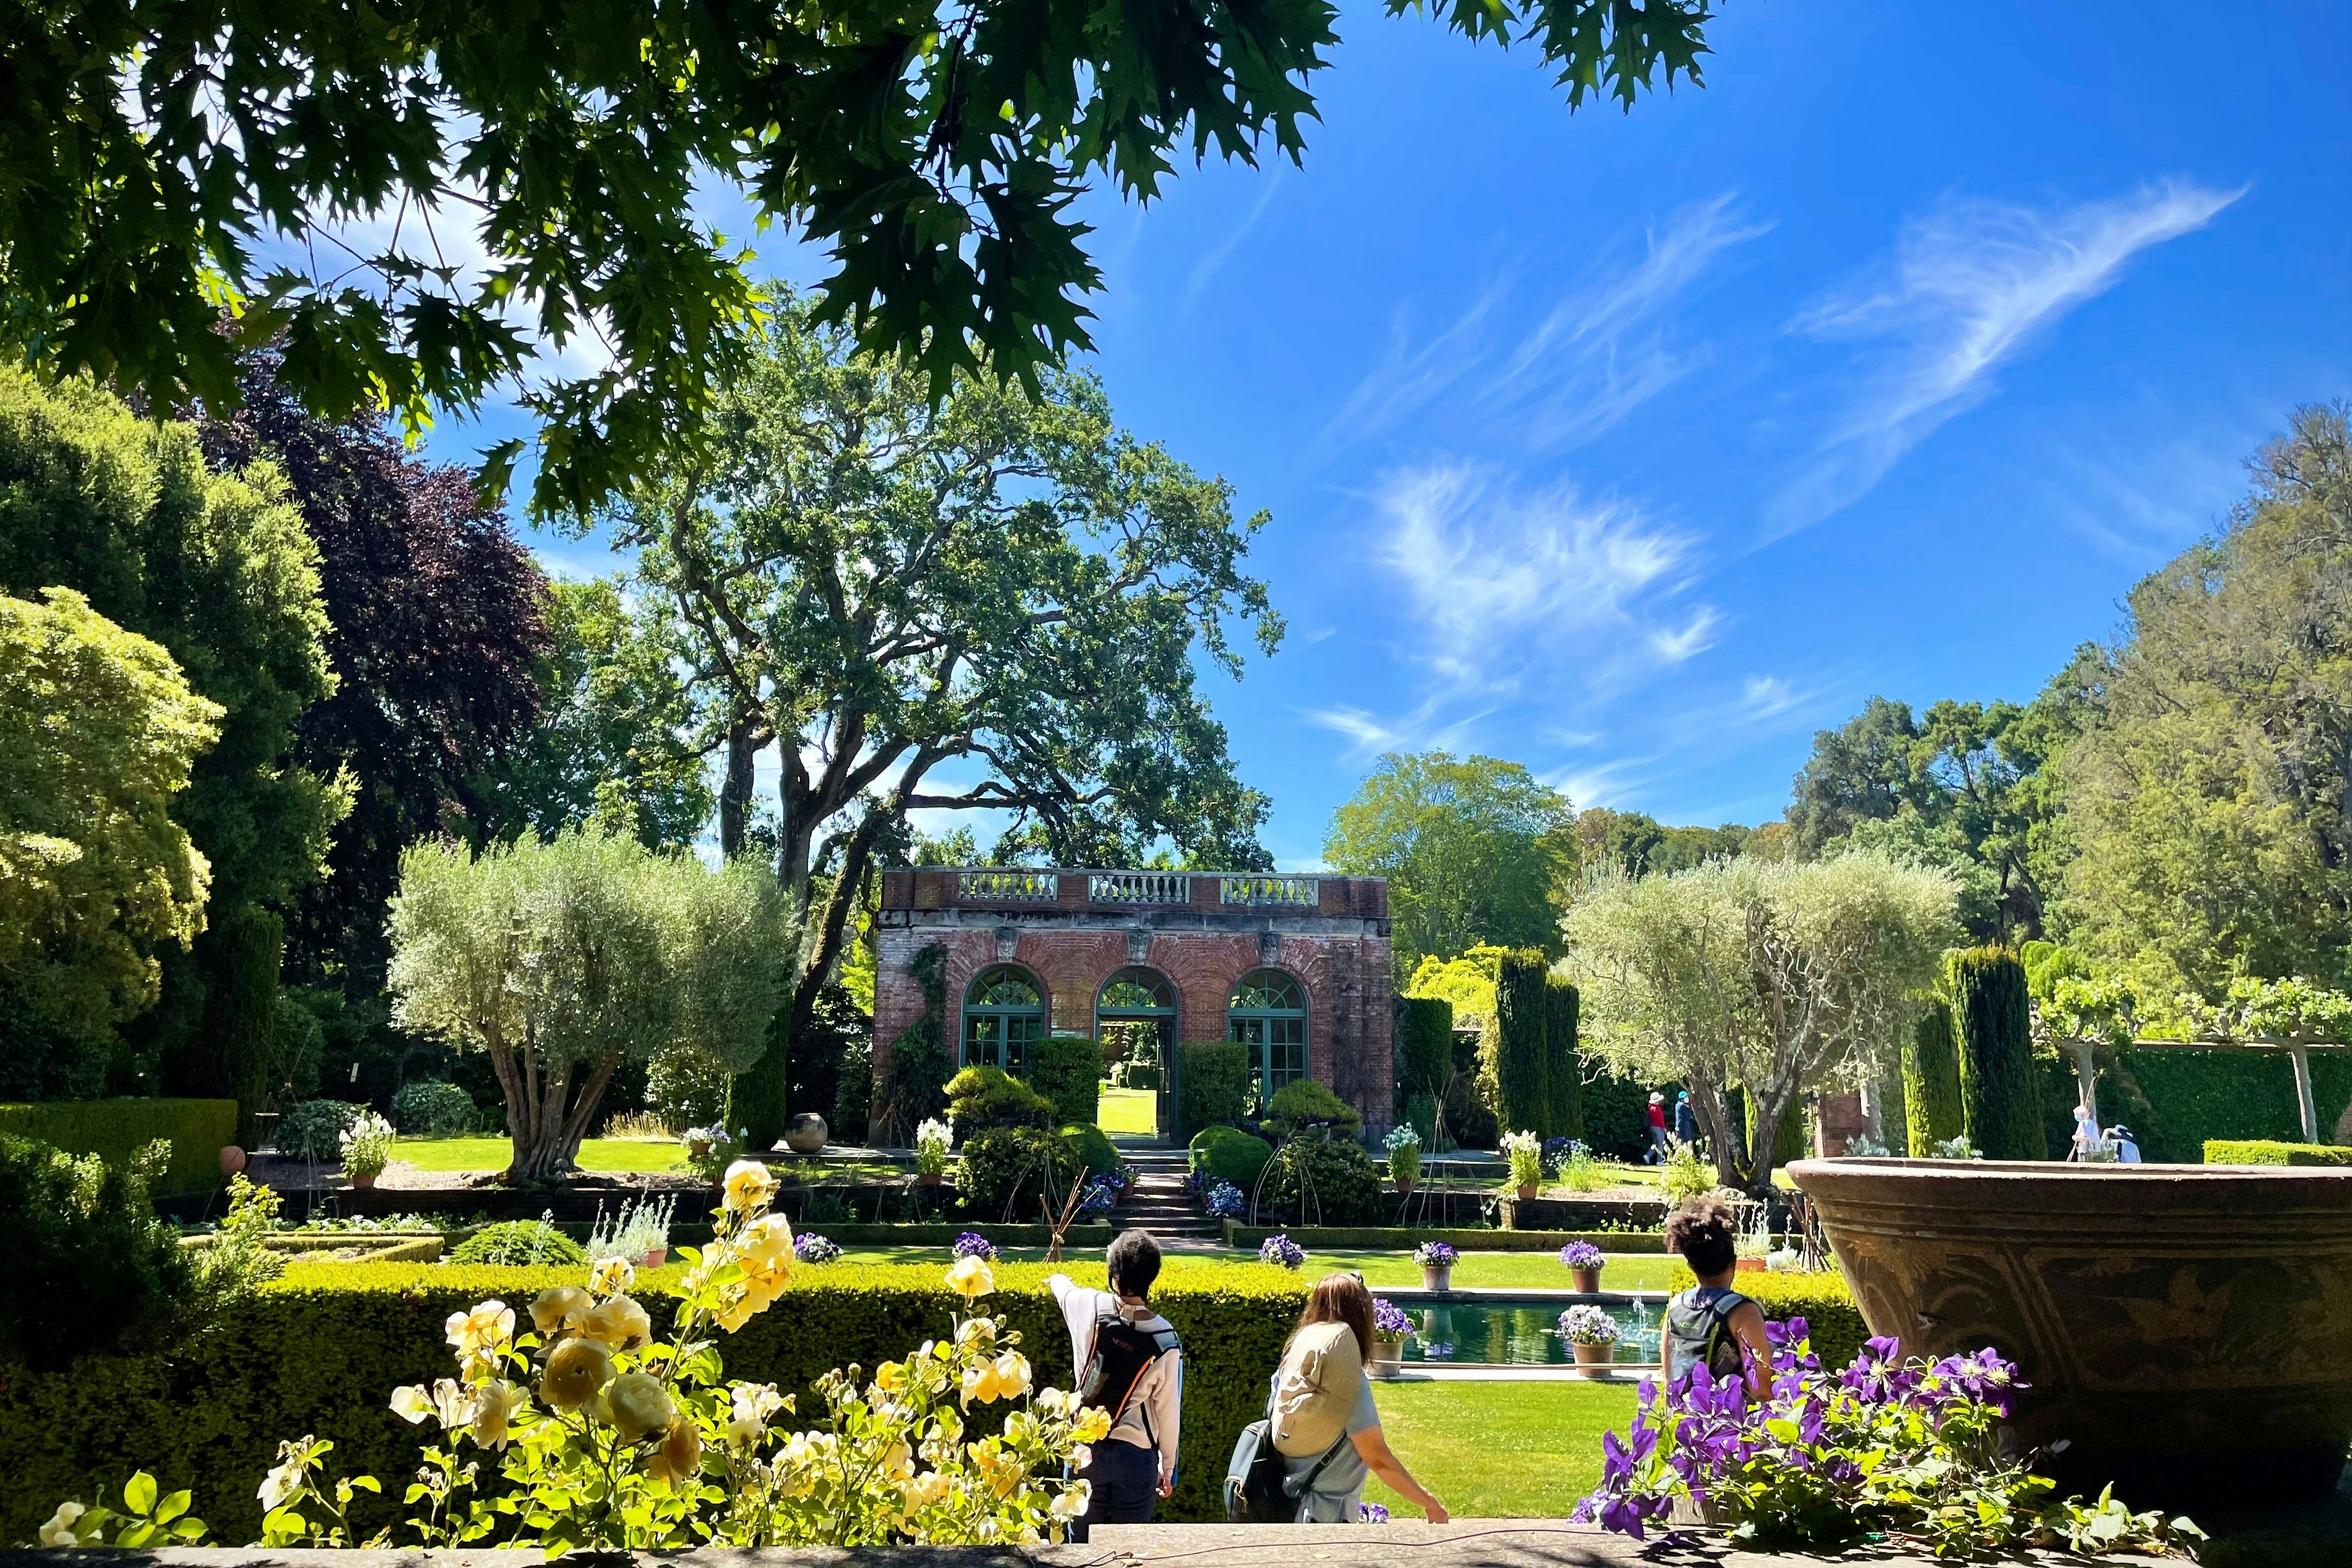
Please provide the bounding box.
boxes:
[1224,1223,1667,1253]
[2204,1139,2352,1167]
[1665,1264,1870,1372]
[0,1259,1309,1544]
[1178,1041,1248,1136]
[1059,1122,1117,1175]
[2094,1048,2352,1164]
[1188,1124,1273,1188]
[0,1098,237,1195]
[1027,1034,1100,1128]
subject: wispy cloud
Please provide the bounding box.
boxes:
[1300,698,1496,763]
[1322,194,1769,453]
[1183,170,1285,312]
[1765,180,2244,539]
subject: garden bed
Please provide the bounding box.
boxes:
[1500,1196,1670,1230]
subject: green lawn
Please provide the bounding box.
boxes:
[393,1136,690,1172]
[1096,1086,1158,1137]
[1363,1380,1636,1518]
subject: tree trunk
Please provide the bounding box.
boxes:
[718,716,758,860]
[1686,1068,1744,1191]
[495,1032,626,1184]
[1745,1072,1803,1199]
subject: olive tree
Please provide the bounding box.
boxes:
[387,827,786,1181]
[1564,852,1958,1195]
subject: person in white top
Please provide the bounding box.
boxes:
[1049,1230,1183,1539]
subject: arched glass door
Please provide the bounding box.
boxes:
[963,966,1044,1074]
[1227,968,1307,1115]
[1097,967,1175,1139]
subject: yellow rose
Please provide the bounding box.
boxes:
[606,1371,676,1443]
[722,1159,778,1212]
[444,1300,514,1374]
[646,1415,704,1489]
[470,1378,526,1449]
[582,1293,653,1350]
[1073,1405,1113,1443]
[739,1253,792,1308]
[991,1351,1031,1399]
[38,1502,87,1548]
[713,1293,758,1333]
[944,1255,994,1302]
[530,1286,594,1336]
[960,1361,1003,1406]
[875,1360,907,1394]
[538,1336,614,1410]
[589,1255,636,1296]
[739,1212,794,1265]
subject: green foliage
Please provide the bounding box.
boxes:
[0,589,222,1094]
[192,1173,286,1302]
[1403,943,1508,1030]
[1950,948,2046,1160]
[2086,1046,2352,1164]
[1262,1135,1384,1227]
[1902,999,1965,1154]
[388,827,786,1180]
[1324,752,1576,982]
[955,1126,1079,1223]
[1395,996,1455,1115]
[1178,1041,1250,1136]
[2204,1139,2352,1166]
[1058,1122,1117,1176]
[276,1099,363,1163]
[446,1221,586,1268]
[1263,1078,1362,1138]
[0,1133,191,1371]
[0,1259,1307,1541]
[943,1066,1055,1130]
[1490,949,1552,1138]
[0,1098,237,1196]
[1026,1034,1101,1128]
[387,1080,475,1138]
[1578,1068,1667,1161]
[1545,976,1584,1140]
[1187,1125,1274,1189]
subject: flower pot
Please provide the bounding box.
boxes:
[1572,1266,1602,1293]
[1735,1256,1765,1273]
[687,1139,714,1161]
[350,1171,377,1191]
[918,1171,945,1186]
[1371,1335,1405,1373]
[1421,1266,1452,1292]
[642,1247,667,1268]
[1572,1341,1615,1376]
[1394,1174,1417,1194]
[1516,1183,1538,1201]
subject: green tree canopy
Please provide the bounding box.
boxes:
[1,1,1720,519]
[1324,752,1575,981]
[0,589,222,1097]
[1564,852,1958,1194]
[387,827,787,1181]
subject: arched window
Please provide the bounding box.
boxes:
[1227,969,1307,1112]
[1097,967,1176,1079]
[963,966,1044,1074]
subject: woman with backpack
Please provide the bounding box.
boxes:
[1262,1274,1448,1523]
[1661,1196,1774,1398]
[1049,1230,1183,1538]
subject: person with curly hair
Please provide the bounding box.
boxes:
[1661,1196,1772,1397]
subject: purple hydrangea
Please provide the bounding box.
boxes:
[1560,1240,1606,1270]
[793,1232,842,1264]
[1259,1233,1306,1269]
[1373,1297,1414,1338]
[952,1231,998,1261]
[1412,1240,1458,1268]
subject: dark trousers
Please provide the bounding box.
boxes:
[1071,1436,1158,1541]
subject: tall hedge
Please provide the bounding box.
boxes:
[0,1098,237,1195]
[1490,949,1550,1138]
[0,1260,1307,1543]
[2076,1047,2352,1164]
[1950,947,2046,1161]
[1177,1041,1248,1137]
[1583,1068,1672,1161]
[1543,976,1583,1140]
[1394,995,1454,1114]
[1026,1033,1100,1128]
[1902,999,1965,1154]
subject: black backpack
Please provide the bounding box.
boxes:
[1079,1308,1181,1429]
[1223,1389,1349,1523]
[1664,1287,1754,1382]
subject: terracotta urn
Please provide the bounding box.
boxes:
[643,1247,667,1268]
[783,1112,829,1156]
[1421,1266,1452,1292]
[918,1171,946,1186]
[1516,1183,1538,1201]
[218,1144,247,1177]
[1572,1341,1614,1376]
[1734,1256,1765,1273]
[1789,1156,2352,1504]
[351,1170,377,1191]
[1394,1174,1417,1194]
[1571,1265,1602,1293]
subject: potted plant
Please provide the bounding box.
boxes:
[1384,1124,1422,1193]
[1259,1233,1306,1270]
[1558,1304,1620,1375]
[592,1195,678,1268]
[339,1111,395,1190]
[1733,1203,1771,1275]
[793,1232,844,1264]
[1413,1240,1458,1291]
[1371,1297,1413,1372]
[915,1119,953,1186]
[682,1124,720,1161]
[1502,1130,1544,1201]
[1560,1239,1606,1293]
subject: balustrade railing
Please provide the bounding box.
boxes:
[1087,872,1193,905]
[1219,874,1320,908]
[956,869,1059,902]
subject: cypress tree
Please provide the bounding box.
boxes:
[1493,950,1550,1137]
[1951,947,2047,1160]
[1903,997,1965,1153]
[1394,995,1455,1115]
[1544,975,1583,1139]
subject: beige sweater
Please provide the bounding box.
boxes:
[1048,1273,1184,1483]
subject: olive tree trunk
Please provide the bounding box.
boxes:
[486,1031,624,1183]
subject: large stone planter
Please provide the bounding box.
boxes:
[1788,1156,2352,1505]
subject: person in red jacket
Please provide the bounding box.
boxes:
[1646,1093,1669,1162]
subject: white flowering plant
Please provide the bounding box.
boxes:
[35,1160,1108,1550]
[339,1112,397,1182]
[915,1119,954,1178]
[1501,1130,1545,1190]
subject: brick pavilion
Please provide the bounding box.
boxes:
[872,868,1394,1140]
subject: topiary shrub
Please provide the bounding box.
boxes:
[446,1220,586,1267]
[276,1098,365,1161]
[1394,995,1454,1112]
[1261,1135,1381,1227]
[389,1079,475,1137]
[1903,998,1965,1154]
[943,1066,1055,1131]
[0,1134,191,1371]
[957,1126,1080,1221]
[1027,1033,1100,1127]
[1544,976,1583,1140]
[1263,1079,1362,1139]
[2203,1139,2352,1167]
[1187,1125,1273,1189]
[1491,950,1551,1138]
[1950,948,2046,1161]
[1059,1122,1117,1175]
[1178,1041,1248,1136]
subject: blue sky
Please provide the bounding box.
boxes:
[422,0,2350,870]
